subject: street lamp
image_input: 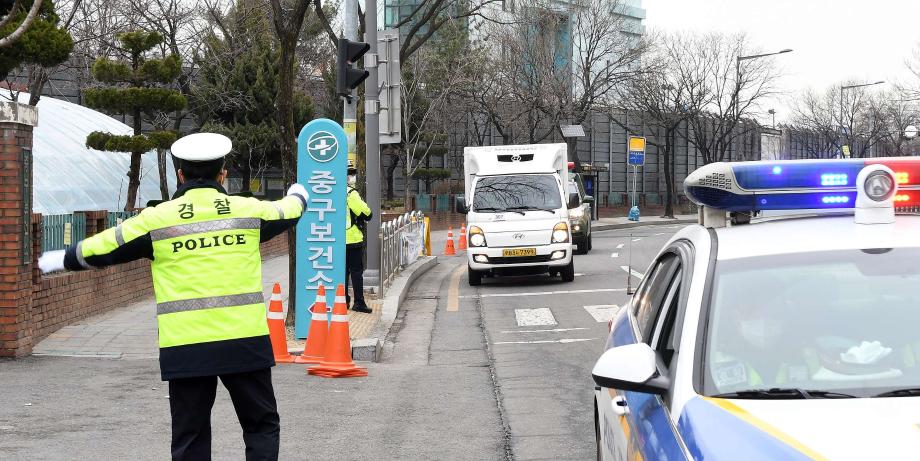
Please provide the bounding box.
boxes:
[839,80,885,157]
[735,49,792,157]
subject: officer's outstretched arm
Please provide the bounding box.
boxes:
[61,212,154,272]
[259,183,308,242]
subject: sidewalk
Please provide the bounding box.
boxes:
[31,255,380,359]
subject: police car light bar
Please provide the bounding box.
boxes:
[684,158,920,213]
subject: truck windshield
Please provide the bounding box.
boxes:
[472,174,562,212]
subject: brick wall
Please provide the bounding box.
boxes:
[0,119,35,357]
[24,226,291,346]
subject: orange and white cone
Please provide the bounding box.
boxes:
[443,226,456,256]
[308,284,368,378]
[458,223,467,251]
[295,285,329,364]
[267,283,295,363]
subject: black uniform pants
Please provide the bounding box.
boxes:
[168,368,279,461]
[345,245,366,308]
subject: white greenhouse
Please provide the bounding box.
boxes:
[7,91,177,215]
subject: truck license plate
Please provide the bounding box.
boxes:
[502,248,536,257]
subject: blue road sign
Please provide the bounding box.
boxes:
[295,119,348,338]
[628,151,645,166]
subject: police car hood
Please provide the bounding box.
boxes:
[678,395,920,460]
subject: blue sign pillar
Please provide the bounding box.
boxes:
[295,119,348,339]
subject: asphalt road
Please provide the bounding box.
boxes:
[0,223,685,460]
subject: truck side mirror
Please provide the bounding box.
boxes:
[455,195,468,214]
[583,195,594,204]
[568,192,580,209]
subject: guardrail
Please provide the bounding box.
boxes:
[379,210,426,295]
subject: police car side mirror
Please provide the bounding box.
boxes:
[455,195,468,214]
[568,192,580,209]
[591,343,669,395]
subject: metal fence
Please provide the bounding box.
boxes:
[42,213,86,252]
[379,210,426,295]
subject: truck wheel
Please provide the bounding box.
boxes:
[575,237,587,255]
[586,233,593,252]
[468,266,482,286]
[561,259,575,282]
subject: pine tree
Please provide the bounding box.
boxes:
[193,1,313,193]
[0,0,72,80]
[84,31,187,210]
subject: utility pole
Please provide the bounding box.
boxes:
[344,0,358,164]
[364,0,382,288]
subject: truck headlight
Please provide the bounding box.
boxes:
[469,226,487,247]
[551,222,569,243]
[568,207,584,220]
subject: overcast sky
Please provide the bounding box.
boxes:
[642,0,920,123]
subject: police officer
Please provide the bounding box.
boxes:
[36,133,308,461]
[345,162,372,313]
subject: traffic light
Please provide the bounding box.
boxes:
[336,38,370,99]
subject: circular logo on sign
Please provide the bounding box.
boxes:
[306,131,339,163]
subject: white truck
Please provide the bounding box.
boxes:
[456,143,578,286]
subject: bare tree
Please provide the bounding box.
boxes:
[398,25,478,205]
[465,0,647,154]
[791,83,887,159]
[683,32,782,164]
[613,32,710,218]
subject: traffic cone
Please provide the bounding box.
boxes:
[267,283,295,363]
[443,226,456,256]
[295,285,329,365]
[308,284,368,378]
[458,223,467,251]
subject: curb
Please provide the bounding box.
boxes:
[592,218,697,232]
[351,255,439,362]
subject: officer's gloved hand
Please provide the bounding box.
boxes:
[38,250,66,274]
[286,183,309,207]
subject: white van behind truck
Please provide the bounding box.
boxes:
[456,144,578,286]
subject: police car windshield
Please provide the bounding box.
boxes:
[703,248,920,399]
[472,174,562,212]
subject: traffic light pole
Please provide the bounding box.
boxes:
[364,0,382,286]
[343,0,358,164]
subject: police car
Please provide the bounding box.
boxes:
[592,158,920,460]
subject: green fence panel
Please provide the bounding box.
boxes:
[42,213,86,253]
[415,194,431,212]
[107,211,138,228]
[435,194,450,212]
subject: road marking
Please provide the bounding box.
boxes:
[610,252,619,258]
[620,266,645,279]
[616,243,624,249]
[446,264,466,312]
[460,288,626,299]
[501,327,589,334]
[575,273,585,277]
[494,338,596,345]
[632,238,642,242]
[514,308,557,326]
[584,305,620,323]
[653,233,664,236]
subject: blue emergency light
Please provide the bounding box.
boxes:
[684,158,920,212]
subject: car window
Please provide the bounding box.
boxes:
[654,270,682,371]
[703,248,920,398]
[633,253,680,342]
